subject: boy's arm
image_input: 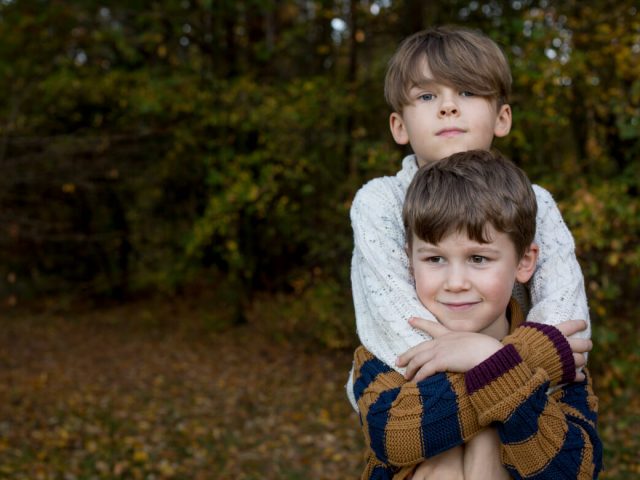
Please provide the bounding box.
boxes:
[353,322,594,470]
[350,179,437,367]
[353,346,483,467]
[528,186,591,340]
[466,350,602,479]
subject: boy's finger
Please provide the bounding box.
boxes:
[569,338,593,353]
[404,351,435,380]
[574,353,586,369]
[409,317,448,337]
[556,319,587,337]
[413,364,436,382]
[396,343,427,367]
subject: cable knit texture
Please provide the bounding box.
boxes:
[353,303,602,479]
[346,154,591,410]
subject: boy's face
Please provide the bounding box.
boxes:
[409,227,538,340]
[390,60,512,167]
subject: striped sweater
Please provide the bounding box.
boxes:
[353,304,602,479]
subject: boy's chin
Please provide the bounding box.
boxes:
[439,319,478,332]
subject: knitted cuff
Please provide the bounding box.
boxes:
[465,345,540,425]
[502,322,575,386]
[465,344,526,395]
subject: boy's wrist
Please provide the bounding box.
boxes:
[464,344,540,425]
[502,322,575,386]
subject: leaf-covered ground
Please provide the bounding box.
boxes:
[1,298,638,479]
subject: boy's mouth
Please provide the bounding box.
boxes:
[439,300,480,311]
[436,128,465,137]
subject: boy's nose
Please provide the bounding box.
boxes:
[439,104,459,117]
[444,266,470,291]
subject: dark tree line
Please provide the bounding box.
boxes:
[0,1,638,326]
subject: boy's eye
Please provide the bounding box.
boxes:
[418,93,434,101]
[470,255,487,264]
[425,256,445,264]
[460,91,475,97]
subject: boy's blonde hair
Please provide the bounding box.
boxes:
[403,149,537,259]
[385,26,512,112]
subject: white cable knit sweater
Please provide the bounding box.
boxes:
[346,154,591,409]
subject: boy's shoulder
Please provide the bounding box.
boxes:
[352,155,418,210]
[531,183,555,203]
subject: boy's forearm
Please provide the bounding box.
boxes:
[465,347,602,479]
[350,184,437,368]
[353,346,480,466]
[528,187,591,339]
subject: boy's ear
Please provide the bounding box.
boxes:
[515,243,539,283]
[493,104,512,138]
[390,112,410,145]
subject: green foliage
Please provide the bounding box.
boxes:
[249,276,357,349]
[559,177,640,317]
[0,0,638,333]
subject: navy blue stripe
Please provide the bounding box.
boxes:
[523,422,584,479]
[366,386,402,463]
[567,413,603,475]
[500,381,549,444]
[370,464,396,480]
[417,373,463,457]
[559,377,598,423]
[353,356,394,402]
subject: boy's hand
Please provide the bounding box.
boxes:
[397,318,502,382]
[556,319,592,382]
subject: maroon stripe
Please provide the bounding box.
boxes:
[522,322,576,383]
[465,344,523,394]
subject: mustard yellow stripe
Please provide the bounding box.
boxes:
[448,372,482,441]
[353,346,374,382]
[502,401,568,476]
[382,382,425,466]
[577,427,595,478]
[471,364,540,426]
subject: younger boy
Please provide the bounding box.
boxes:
[352,150,601,479]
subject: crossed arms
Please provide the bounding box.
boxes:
[352,322,603,479]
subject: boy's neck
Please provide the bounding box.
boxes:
[481,315,510,341]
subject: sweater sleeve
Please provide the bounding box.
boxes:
[353,346,481,467]
[353,324,602,477]
[347,177,438,410]
[528,186,591,341]
[350,178,436,365]
[465,348,602,479]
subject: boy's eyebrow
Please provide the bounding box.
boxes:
[411,78,438,89]
[414,244,502,253]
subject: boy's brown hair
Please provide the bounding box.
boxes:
[385,26,512,112]
[403,149,537,258]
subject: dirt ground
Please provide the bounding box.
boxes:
[0,302,364,479]
[1,299,638,479]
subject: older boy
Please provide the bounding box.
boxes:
[353,150,601,479]
[346,25,592,467]
[348,27,590,408]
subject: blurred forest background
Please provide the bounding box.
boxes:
[0,0,638,478]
